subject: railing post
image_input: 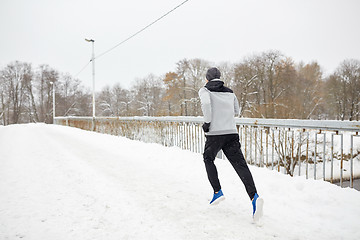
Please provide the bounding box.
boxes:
[284,130,287,174]
[260,128,263,167]
[351,135,354,188]
[340,134,344,187]
[266,128,269,168]
[250,127,253,165]
[255,128,258,166]
[272,129,275,170]
[306,132,309,179]
[323,133,326,181]
[314,132,317,180]
[331,133,335,183]
[278,129,281,173]
[350,134,359,189]
[244,126,248,162]
[298,131,302,176]
[291,130,294,176]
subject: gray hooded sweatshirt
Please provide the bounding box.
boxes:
[198,79,240,135]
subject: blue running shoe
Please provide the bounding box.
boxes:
[252,193,264,221]
[210,189,225,205]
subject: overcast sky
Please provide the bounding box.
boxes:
[1,0,360,90]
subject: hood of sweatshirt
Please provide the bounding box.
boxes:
[205,79,233,93]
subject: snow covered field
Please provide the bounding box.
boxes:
[0,123,360,240]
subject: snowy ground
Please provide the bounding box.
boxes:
[0,124,360,240]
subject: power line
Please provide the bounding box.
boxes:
[74,61,91,78]
[95,0,190,60]
[73,0,190,78]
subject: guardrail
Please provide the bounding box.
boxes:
[54,116,360,188]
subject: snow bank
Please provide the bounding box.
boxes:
[0,124,359,240]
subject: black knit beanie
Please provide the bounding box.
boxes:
[206,67,221,81]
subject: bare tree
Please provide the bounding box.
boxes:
[0,61,33,124]
[163,72,182,116]
[112,83,132,116]
[0,68,9,125]
[326,59,360,121]
[295,61,323,119]
[56,73,88,117]
[339,59,360,121]
[232,60,259,117]
[97,84,130,116]
[175,59,211,116]
[35,65,59,123]
[131,74,164,116]
[98,86,114,116]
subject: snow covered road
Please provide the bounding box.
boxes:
[0,124,359,240]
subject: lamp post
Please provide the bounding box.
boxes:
[50,82,55,123]
[85,38,95,130]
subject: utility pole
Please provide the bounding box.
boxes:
[50,82,55,124]
[85,38,96,130]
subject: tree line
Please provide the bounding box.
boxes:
[1,50,359,125]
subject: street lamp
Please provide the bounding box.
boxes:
[50,82,55,123]
[85,38,95,130]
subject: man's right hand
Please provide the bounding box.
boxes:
[202,122,210,132]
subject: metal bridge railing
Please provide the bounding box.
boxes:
[54,116,360,188]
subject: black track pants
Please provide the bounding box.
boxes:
[203,133,257,200]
